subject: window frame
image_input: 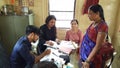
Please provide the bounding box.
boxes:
[48,0,76,29]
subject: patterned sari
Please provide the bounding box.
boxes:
[80,31,95,61]
[80,21,108,68]
[80,28,95,68]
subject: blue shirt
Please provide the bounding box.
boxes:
[10,36,35,68]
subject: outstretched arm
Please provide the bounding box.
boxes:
[34,49,51,63]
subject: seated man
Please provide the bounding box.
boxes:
[10,25,51,68]
[38,61,58,68]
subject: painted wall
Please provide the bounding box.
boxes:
[75,0,120,37]
[99,1,120,68]
[0,0,5,8]
[111,2,120,68]
[29,0,48,27]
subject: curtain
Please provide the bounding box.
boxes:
[82,0,99,15]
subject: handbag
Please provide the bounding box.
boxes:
[93,35,115,68]
[100,41,114,61]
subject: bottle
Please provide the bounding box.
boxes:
[3,5,7,15]
[66,63,74,68]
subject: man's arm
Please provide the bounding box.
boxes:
[34,49,51,63]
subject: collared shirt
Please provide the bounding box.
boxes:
[10,36,35,68]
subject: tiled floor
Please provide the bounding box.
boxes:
[70,51,79,68]
[70,51,120,68]
[112,52,120,68]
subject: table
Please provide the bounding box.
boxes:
[40,40,78,68]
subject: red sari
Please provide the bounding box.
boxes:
[80,20,108,68]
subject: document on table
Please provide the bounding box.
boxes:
[40,48,65,65]
[59,40,78,49]
[44,40,78,54]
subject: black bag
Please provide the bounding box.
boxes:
[59,55,70,65]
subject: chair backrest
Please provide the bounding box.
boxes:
[104,52,117,68]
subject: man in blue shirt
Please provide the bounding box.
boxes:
[10,25,51,68]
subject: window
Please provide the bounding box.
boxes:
[49,0,76,28]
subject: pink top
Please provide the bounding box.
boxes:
[65,29,83,45]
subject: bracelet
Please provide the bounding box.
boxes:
[85,60,90,64]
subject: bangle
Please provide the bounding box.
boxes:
[85,60,90,64]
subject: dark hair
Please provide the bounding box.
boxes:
[26,25,39,35]
[89,4,105,21]
[38,61,58,68]
[45,15,56,24]
[71,19,79,24]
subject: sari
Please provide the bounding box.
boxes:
[80,31,95,61]
[80,29,95,68]
[80,21,108,68]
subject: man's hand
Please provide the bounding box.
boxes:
[35,56,40,63]
[44,49,51,55]
[34,49,51,63]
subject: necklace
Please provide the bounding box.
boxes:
[93,19,102,27]
[93,23,99,27]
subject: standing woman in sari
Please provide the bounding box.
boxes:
[79,4,108,68]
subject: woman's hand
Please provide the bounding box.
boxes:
[82,62,90,68]
[46,41,54,46]
[55,39,61,45]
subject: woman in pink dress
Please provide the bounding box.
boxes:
[65,19,83,45]
[65,19,83,54]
